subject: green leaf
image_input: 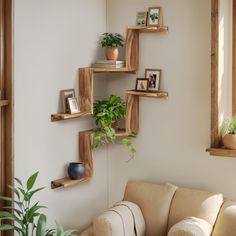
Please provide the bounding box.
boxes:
[130,147,136,153]
[14,177,23,187]
[0,196,14,202]
[2,206,22,217]
[28,187,45,199]
[36,214,47,236]
[0,224,14,231]
[7,185,20,199]
[27,171,39,191]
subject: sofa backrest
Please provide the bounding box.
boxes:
[167,187,223,231]
[212,200,236,236]
[123,181,177,236]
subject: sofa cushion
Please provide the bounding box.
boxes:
[168,187,223,230]
[212,201,236,236]
[123,181,178,236]
[167,217,212,236]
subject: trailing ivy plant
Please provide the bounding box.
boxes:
[101,33,124,48]
[0,172,75,236]
[92,95,137,161]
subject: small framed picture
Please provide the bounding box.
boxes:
[147,7,161,27]
[145,69,162,91]
[135,78,149,91]
[67,97,80,114]
[61,89,76,113]
[136,12,148,26]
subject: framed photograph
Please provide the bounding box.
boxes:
[67,97,80,114]
[135,78,149,91]
[61,89,76,113]
[147,7,161,27]
[136,12,148,26]
[145,69,162,91]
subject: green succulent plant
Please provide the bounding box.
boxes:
[222,116,236,135]
[101,33,124,48]
[0,172,75,236]
[92,95,137,160]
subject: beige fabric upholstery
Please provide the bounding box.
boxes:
[212,200,236,236]
[123,181,178,236]
[168,217,212,236]
[168,187,223,230]
[79,226,93,236]
[93,201,145,236]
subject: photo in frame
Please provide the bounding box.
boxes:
[147,7,161,27]
[145,69,162,91]
[67,97,80,114]
[135,78,149,91]
[136,12,148,26]
[61,89,76,113]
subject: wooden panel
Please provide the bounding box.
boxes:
[127,90,168,98]
[79,68,93,113]
[127,26,168,33]
[211,0,220,148]
[233,0,236,115]
[51,176,90,189]
[125,94,139,134]
[51,111,90,122]
[91,67,135,73]
[207,148,236,158]
[125,29,139,72]
[79,131,93,178]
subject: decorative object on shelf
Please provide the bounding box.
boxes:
[135,78,149,91]
[92,60,125,69]
[101,33,124,60]
[145,68,162,91]
[67,162,85,180]
[147,7,161,27]
[222,116,236,149]
[61,89,76,113]
[0,172,75,235]
[68,97,79,114]
[136,12,148,26]
[92,95,137,160]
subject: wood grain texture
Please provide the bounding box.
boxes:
[125,29,139,72]
[211,0,220,148]
[79,68,93,113]
[233,0,236,115]
[127,26,168,33]
[51,111,90,122]
[125,94,139,134]
[51,176,90,189]
[206,148,236,158]
[127,90,168,98]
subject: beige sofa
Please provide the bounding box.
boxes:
[80,181,236,236]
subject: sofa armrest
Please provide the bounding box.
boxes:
[93,201,145,236]
[79,226,93,236]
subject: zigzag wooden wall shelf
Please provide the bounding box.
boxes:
[51,26,169,189]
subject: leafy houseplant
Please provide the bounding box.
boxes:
[92,95,136,161]
[101,33,124,60]
[222,116,236,149]
[0,172,75,236]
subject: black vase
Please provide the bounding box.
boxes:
[67,162,85,180]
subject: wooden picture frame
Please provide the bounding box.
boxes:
[61,89,76,113]
[136,12,148,26]
[135,78,149,91]
[68,97,80,114]
[145,68,162,91]
[147,7,161,27]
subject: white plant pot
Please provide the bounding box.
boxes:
[223,134,236,149]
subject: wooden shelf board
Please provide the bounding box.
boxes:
[51,111,91,122]
[127,90,168,98]
[89,67,136,74]
[51,176,91,189]
[127,26,168,33]
[206,148,236,158]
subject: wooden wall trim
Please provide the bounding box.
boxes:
[233,0,236,115]
[211,0,220,147]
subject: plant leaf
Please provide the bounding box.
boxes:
[36,214,47,236]
[0,224,14,231]
[14,177,23,187]
[27,171,39,190]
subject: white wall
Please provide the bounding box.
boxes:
[14,0,107,231]
[107,0,236,204]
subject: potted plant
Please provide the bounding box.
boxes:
[222,116,236,149]
[101,33,124,60]
[92,95,136,161]
[0,172,75,235]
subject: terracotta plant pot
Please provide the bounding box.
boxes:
[223,134,236,149]
[105,47,119,60]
